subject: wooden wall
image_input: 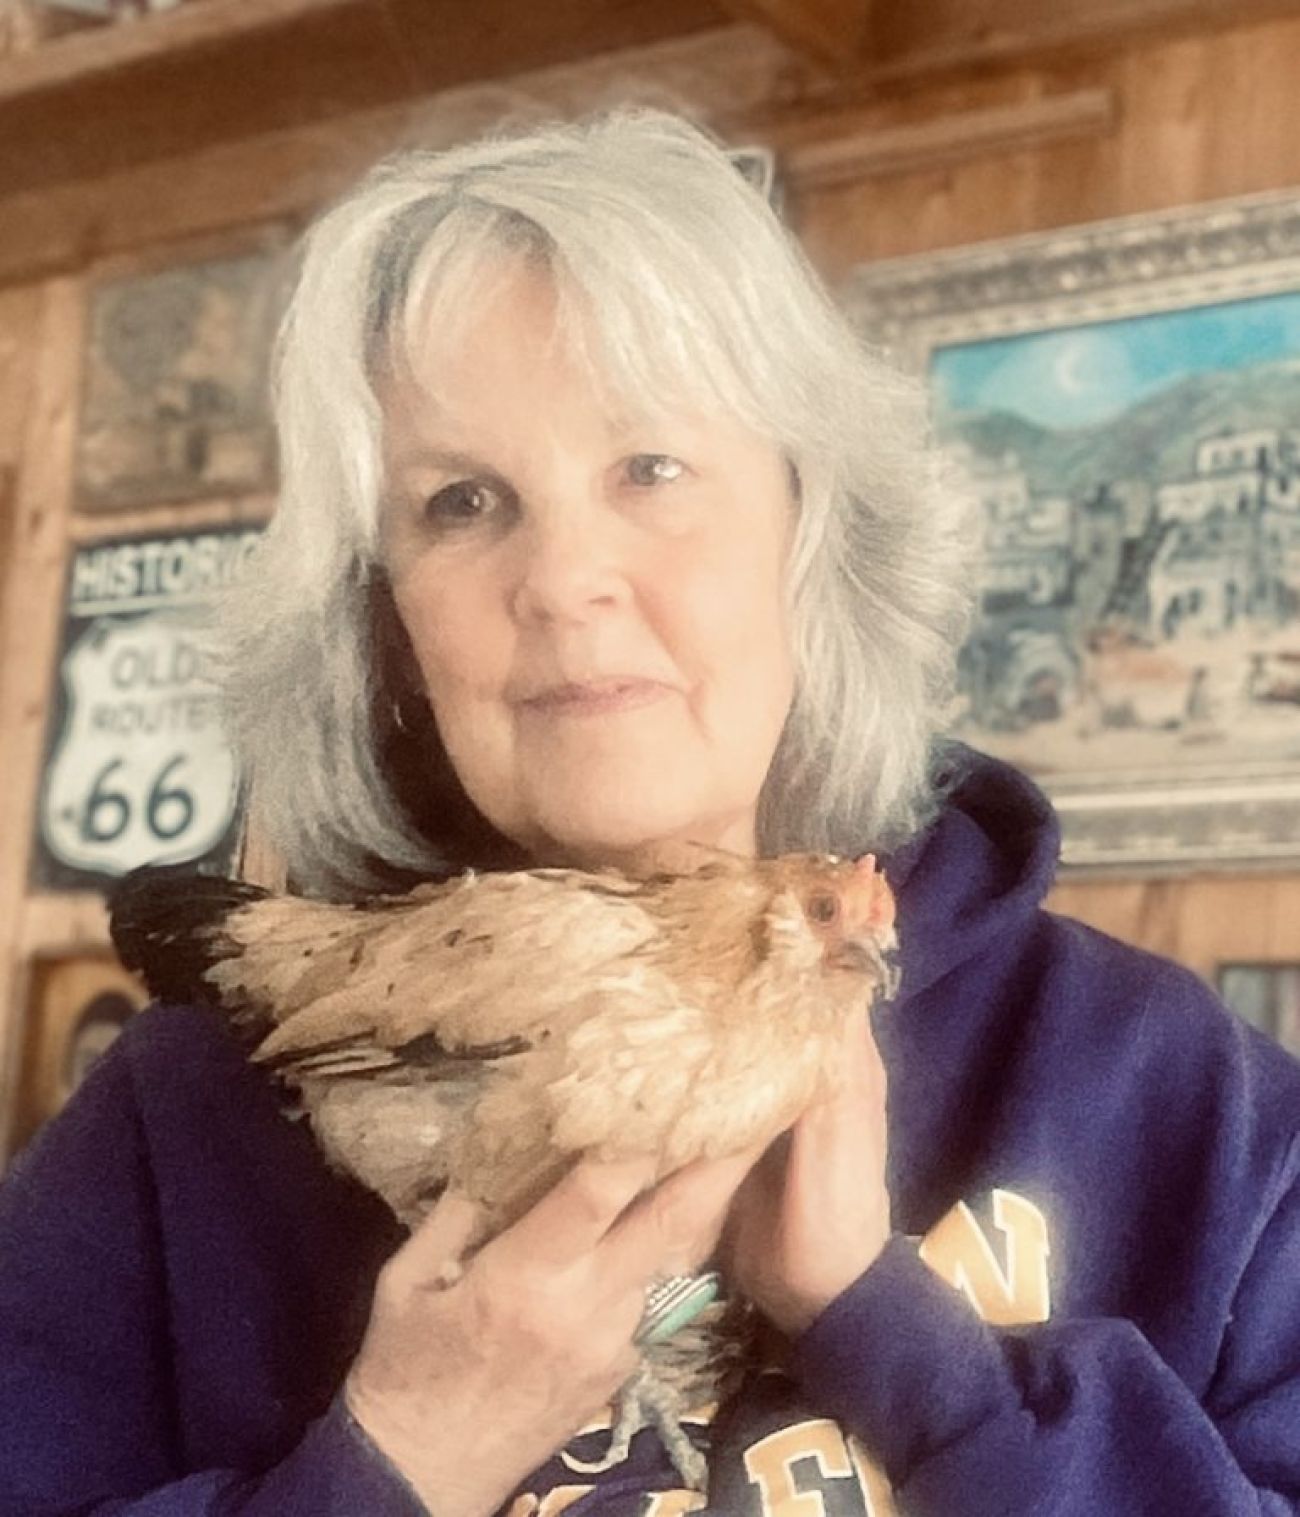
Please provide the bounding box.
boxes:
[795,18,1300,275]
[2,9,1299,1153]
[786,16,1300,970]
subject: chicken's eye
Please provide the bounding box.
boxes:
[806,891,839,926]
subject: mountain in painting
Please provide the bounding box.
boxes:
[944,358,1300,494]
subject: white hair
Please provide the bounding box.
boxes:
[214,109,977,899]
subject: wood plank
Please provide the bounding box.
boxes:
[0,277,85,1156]
[1049,874,1300,983]
[872,0,1300,79]
[0,287,44,663]
[0,0,728,196]
[8,948,146,1158]
[794,15,1300,277]
[0,0,360,97]
[378,0,730,95]
[0,21,825,291]
[18,895,114,961]
[66,494,273,545]
[0,2,411,198]
[775,87,1115,190]
[713,0,872,72]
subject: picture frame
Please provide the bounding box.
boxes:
[9,952,147,1157]
[842,191,1300,870]
[74,242,289,513]
[31,523,260,891]
[1217,962,1300,1058]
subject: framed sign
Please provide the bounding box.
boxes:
[32,524,261,890]
[75,248,286,512]
[9,953,148,1157]
[844,191,1300,869]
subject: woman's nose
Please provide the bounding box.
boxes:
[507,504,631,625]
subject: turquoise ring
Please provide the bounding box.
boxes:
[636,1270,722,1345]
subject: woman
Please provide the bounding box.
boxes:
[2,110,1299,1517]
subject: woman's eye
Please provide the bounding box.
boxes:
[625,454,685,488]
[422,479,504,526]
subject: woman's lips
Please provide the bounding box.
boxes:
[520,680,673,717]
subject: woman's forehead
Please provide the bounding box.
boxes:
[376,250,754,444]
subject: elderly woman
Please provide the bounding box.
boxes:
[2,111,1299,1517]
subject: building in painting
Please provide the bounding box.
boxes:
[951,422,1300,731]
[1147,426,1300,636]
[951,446,1081,727]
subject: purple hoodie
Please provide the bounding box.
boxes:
[2,750,1298,1516]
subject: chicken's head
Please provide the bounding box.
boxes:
[770,852,897,980]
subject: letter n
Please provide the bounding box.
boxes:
[918,1189,1051,1325]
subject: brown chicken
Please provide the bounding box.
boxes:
[108,848,897,1488]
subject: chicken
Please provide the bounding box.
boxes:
[108,848,897,1488]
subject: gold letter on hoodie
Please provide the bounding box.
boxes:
[918,1189,1051,1325]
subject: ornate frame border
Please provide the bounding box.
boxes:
[842,191,1300,871]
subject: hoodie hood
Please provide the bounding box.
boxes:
[882,745,1061,1005]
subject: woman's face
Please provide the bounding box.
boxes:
[378,267,797,865]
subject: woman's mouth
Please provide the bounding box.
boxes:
[521,679,672,717]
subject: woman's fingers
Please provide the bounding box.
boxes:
[383,1187,483,1291]
[495,1156,659,1269]
[603,1143,767,1284]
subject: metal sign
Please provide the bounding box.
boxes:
[33,525,262,890]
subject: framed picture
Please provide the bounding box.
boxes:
[9,953,148,1157]
[75,246,288,512]
[843,191,1300,870]
[31,524,261,891]
[1217,963,1300,1058]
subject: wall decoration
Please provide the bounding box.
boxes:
[32,524,262,890]
[844,191,1300,868]
[76,250,286,511]
[1217,963,1300,1058]
[9,954,147,1157]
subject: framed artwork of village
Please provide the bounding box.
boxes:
[844,191,1300,870]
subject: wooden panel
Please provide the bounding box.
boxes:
[1047,874,1300,983]
[716,0,872,72]
[0,277,84,1152]
[872,0,1300,77]
[776,87,1115,190]
[9,950,147,1157]
[0,21,829,291]
[0,0,729,197]
[0,285,43,668]
[795,18,1300,277]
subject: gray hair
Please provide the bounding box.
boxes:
[215,109,976,899]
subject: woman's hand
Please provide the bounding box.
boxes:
[725,1012,891,1339]
[344,1147,761,1517]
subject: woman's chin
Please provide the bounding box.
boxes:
[519,793,754,868]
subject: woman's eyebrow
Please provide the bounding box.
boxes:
[390,445,494,476]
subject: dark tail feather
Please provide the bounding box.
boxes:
[108,864,269,1029]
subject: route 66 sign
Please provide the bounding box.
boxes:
[32,526,262,889]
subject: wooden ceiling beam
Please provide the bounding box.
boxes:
[870,0,1300,79]
[0,0,729,197]
[712,0,874,74]
[702,0,1300,84]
